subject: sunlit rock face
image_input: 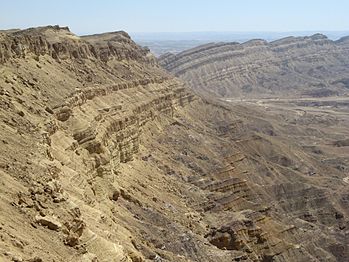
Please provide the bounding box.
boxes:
[0,26,348,262]
[159,34,349,98]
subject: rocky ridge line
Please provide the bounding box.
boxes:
[159,34,349,97]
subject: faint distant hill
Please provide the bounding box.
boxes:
[132,31,349,56]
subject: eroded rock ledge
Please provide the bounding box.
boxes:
[0,26,348,262]
[159,34,349,98]
[0,25,154,63]
[0,25,196,261]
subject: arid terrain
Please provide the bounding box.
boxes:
[133,31,349,56]
[159,34,349,98]
[0,26,348,262]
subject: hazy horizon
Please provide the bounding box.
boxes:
[131,30,349,56]
[2,0,348,56]
[1,0,348,35]
[131,30,349,41]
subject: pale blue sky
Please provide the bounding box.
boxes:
[1,0,348,34]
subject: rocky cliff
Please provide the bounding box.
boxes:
[0,27,348,262]
[0,26,195,261]
[159,34,349,97]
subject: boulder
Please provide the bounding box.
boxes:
[35,215,62,231]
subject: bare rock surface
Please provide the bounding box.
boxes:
[159,34,349,98]
[0,26,348,262]
[35,215,62,231]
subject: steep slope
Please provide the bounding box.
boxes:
[0,26,348,262]
[0,25,195,261]
[159,34,349,98]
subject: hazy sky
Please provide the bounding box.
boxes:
[1,0,348,34]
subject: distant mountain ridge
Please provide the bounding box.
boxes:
[133,31,349,55]
[159,33,349,98]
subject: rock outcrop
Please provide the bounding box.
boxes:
[0,26,195,262]
[0,25,155,64]
[0,26,348,262]
[159,34,349,97]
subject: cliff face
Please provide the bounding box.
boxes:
[0,25,156,64]
[159,34,349,97]
[0,26,195,261]
[0,27,348,262]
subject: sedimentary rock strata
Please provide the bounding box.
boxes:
[159,34,349,97]
[0,26,195,261]
[0,26,348,262]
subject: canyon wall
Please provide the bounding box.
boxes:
[159,34,349,97]
[0,26,348,262]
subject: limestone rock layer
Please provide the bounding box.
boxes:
[0,27,348,262]
[159,34,349,97]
